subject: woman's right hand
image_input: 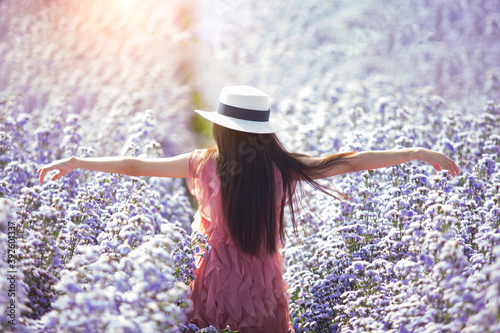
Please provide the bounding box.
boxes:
[37,156,77,183]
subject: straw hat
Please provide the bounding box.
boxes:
[195,85,289,134]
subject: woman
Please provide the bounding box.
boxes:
[38,85,459,332]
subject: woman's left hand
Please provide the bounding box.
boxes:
[417,148,460,177]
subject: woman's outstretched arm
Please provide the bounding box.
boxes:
[302,147,459,179]
[37,153,190,183]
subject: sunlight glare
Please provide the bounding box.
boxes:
[99,0,139,26]
[110,0,136,15]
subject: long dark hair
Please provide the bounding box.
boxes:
[207,123,354,257]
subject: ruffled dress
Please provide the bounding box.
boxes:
[186,149,290,332]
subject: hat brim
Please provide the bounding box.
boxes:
[195,109,289,134]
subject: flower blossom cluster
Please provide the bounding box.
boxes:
[279,82,500,332]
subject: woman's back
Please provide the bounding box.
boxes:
[186,149,290,332]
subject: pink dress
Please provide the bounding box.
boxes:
[186,149,290,332]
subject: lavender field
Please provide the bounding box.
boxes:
[1,0,500,332]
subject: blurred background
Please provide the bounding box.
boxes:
[1,0,499,153]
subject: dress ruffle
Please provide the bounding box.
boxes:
[186,149,290,332]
